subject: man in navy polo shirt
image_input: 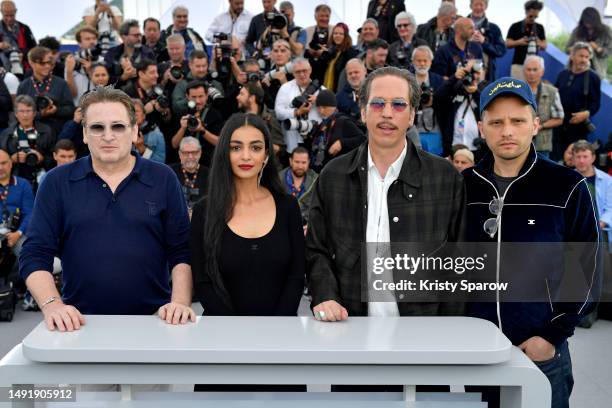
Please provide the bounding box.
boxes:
[20,87,195,332]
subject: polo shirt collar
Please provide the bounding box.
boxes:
[69,153,154,187]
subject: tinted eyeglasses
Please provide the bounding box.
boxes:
[483,197,503,238]
[397,24,412,29]
[86,123,131,137]
[368,98,410,113]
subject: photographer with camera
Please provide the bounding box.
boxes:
[104,19,155,87]
[320,23,359,93]
[143,18,167,63]
[431,17,483,80]
[132,99,166,163]
[468,0,506,82]
[82,0,122,54]
[278,2,303,56]
[0,148,34,280]
[300,4,331,83]
[412,45,444,155]
[261,39,293,107]
[206,0,254,57]
[506,1,546,80]
[0,95,54,187]
[172,50,223,120]
[336,58,366,128]
[245,0,281,58]
[157,34,189,96]
[415,2,456,54]
[387,12,427,70]
[0,1,36,78]
[170,137,208,217]
[17,46,74,136]
[122,59,171,130]
[308,89,365,173]
[162,6,206,61]
[64,26,104,105]
[236,81,285,157]
[171,81,223,166]
[434,59,488,158]
[209,34,247,119]
[553,42,601,160]
[275,58,323,153]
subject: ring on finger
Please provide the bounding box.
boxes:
[318,310,326,319]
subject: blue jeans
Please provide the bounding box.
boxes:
[535,340,573,408]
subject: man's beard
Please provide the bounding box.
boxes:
[292,168,305,178]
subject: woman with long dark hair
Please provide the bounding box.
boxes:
[321,23,359,92]
[566,7,611,80]
[190,113,304,317]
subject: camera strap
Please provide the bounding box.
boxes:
[582,70,590,111]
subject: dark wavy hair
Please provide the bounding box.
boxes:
[330,22,353,52]
[575,7,608,41]
[202,113,285,310]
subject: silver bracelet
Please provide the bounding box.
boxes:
[41,296,58,308]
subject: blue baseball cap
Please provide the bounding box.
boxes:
[479,77,538,115]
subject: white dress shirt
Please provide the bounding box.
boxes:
[274,79,323,153]
[366,141,407,317]
[205,10,253,54]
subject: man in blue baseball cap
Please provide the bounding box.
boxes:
[462,77,600,408]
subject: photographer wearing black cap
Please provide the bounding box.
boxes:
[308,89,365,173]
[0,95,54,189]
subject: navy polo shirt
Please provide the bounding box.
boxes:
[20,154,191,315]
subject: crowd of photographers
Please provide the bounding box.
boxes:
[0,0,609,307]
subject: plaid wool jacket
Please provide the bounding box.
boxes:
[306,138,467,316]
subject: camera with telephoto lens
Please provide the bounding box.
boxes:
[309,29,329,51]
[265,12,287,30]
[462,60,483,86]
[18,131,39,167]
[204,81,224,101]
[7,48,23,75]
[419,82,433,108]
[152,86,170,109]
[291,80,320,110]
[170,65,184,80]
[35,95,52,112]
[282,118,318,135]
[186,100,200,132]
[263,62,294,82]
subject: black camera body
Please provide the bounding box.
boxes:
[419,83,433,108]
[152,86,170,109]
[17,131,39,168]
[462,60,484,86]
[291,80,320,111]
[212,33,232,80]
[247,72,262,83]
[35,95,52,112]
[75,46,102,71]
[170,65,184,80]
[186,100,200,133]
[309,29,329,51]
[265,12,287,30]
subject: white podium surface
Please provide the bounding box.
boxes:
[21,316,511,365]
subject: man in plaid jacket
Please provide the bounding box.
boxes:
[306,66,467,320]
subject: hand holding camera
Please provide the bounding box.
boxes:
[39,98,57,117]
[471,30,485,44]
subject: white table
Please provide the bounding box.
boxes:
[0,316,550,407]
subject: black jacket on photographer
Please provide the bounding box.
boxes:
[303,26,331,83]
[415,71,444,135]
[16,75,74,136]
[188,106,224,167]
[387,37,428,70]
[0,121,55,182]
[209,60,242,121]
[0,75,11,129]
[366,0,406,44]
[245,8,281,57]
[433,75,488,158]
[308,112,366,173]
[467,14,506,82]
[103,44,156,87]
[263,66,294,110]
